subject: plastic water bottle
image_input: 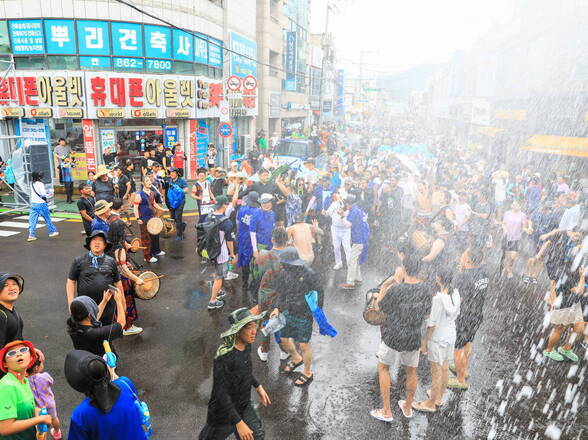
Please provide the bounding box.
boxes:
[261,314,287,337]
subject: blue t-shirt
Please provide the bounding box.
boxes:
[250,209,275,249]
[68,377,147,440]
[91,217,110,234]
[62,165,73,182]
[237,206,259,248]
[167,177,187,191]
[347,204,369,245]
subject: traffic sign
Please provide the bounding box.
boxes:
[217,122,233,138]
[219,101,229,122]
[243,75,258,91]
[227,75,242,92]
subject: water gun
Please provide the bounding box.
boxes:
[269,160,297,182]
[103,340,117,368]
[36,408,48,440]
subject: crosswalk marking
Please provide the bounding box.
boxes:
[0,221,44,229]
[0,230,19,237]
[14,216,64,223]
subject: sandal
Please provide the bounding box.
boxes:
[426,390,446,407]
[294,373,314,387]
[397,400,413,418]
[412,401,436,413]
[370,409,393,423]
[280,358,303,374]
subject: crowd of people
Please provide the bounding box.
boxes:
[1,124,587,439]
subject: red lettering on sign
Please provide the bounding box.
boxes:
[82,119,97,172]
[109,77,126,107]
[128,78,144,107]
[23,77,39,106]
[90,77,107,107]
[209,83,223,108]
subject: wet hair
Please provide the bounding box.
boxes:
[111,198,123,211]
[67,301,90,335]
[31,171,44,182]
[259,168,270,176]
[272,227,288,247]
[197,168,208,175]
[79,182,90,191]
[402,254,421,277]
[88,358,108,381]
[435,216,454,232]
[436,268,453,287]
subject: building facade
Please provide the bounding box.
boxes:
[0,0,257,180]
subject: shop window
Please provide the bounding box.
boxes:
[174,61,193,74]
[0,21,10,54]
[14,56,46,70]
[211,67,222,79]
[194,63,208,76]
[48,56,79,70]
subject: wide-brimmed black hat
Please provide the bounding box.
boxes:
[84,230,112,252]
[0,273,24,294]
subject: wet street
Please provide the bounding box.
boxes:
[0,213,586,440]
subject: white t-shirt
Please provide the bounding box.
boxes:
[30,181,47,204]
[428,289,460,345]
[453,202,472,232]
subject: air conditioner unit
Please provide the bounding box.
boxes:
[240,134,253,153]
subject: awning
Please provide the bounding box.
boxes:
[521,135,588,158]
[478,127,504,137]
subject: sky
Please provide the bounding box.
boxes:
[310,0,518,76]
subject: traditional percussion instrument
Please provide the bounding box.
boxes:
[411,229,432,252]
[134,271,163,300]
[161,218,175,238]
[129,238,144,253]
[146,217,164,235]
[363,288,385,326]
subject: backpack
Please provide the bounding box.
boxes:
[167,183,185,209]
[196,215,228,261]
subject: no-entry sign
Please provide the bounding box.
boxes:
[227,76,242,92]
[217,122,233,138]
[243,75,258,91]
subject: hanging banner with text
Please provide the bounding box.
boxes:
[284,32,297,91]
[189,119,198,179]
[82,119,97,172]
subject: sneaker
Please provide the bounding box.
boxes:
[279,350,291,361]
[225,271,239,280]
[123,325,144,336]
[557,347,579,362]
[523,276,530,284]
[257,346,269,362]
[80,230,86,235]
[27,236,37,242]
[208,299,225,310]
[49,232,59,238]
[531,277,538,285]
[148,257,158,263]
[50,428,62,440]
[543,349,564,362]
[216,289,227,299]
[333,264,343,270]
[156,251,166,256]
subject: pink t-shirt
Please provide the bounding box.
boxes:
[503,210,527,241]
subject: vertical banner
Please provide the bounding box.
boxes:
[196,120,209,167]
[189,119,198,179]
[284,32,297,91]
[335,69,345,117]
[100,128,115,154]
[164,127,178,149]
[82,119,97,172]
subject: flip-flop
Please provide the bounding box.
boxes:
[294,373,314,387]
[412,401,436,413]
[397,400,413,418]
[426,390,446,407]
[370,409,394,423]
[280,358,303,374]
[447,378,469,390]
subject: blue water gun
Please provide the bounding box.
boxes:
[103,340,117,368]
[36,408,48,440]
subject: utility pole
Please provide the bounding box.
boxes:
[317,0,332,128]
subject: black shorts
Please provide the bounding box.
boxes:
[455,320,482,349]
[503,240,520,252]
[545,261,564,281]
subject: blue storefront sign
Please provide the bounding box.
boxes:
[145,59,173,72]
[194,33,208,65]
[164,127,178,149]
[44,19,76,54]
[196,120,209,167]
[113,57,144,71]
[144,25,171,59]
[173,29,193,62]
[77,20,110,55]
[284,32,297,91]
[112,22,143,57]
[208,37,223,69]
[230,32,257,78]
[9,20,45,54]
[80,56,111,69]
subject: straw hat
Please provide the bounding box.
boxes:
[95,164,109,178]
[94,199,112,216]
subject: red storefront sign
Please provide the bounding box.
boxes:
[189,119,198,180]
[82,119,97,172]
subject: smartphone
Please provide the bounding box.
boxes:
[107,284,117,293]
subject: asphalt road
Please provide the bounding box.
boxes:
[0,212,586,439]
